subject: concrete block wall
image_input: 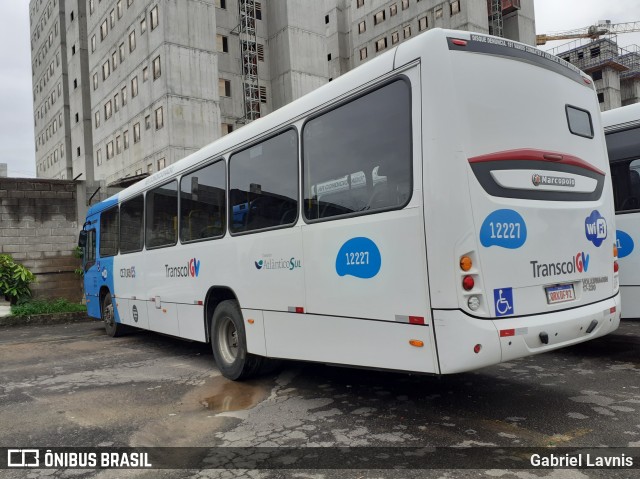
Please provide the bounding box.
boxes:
[0,178,82,302]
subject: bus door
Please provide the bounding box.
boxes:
[82,224,101,319]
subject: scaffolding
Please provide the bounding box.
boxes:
[237,0,260,123]
[488,0,503,38]
[549,36,631,74]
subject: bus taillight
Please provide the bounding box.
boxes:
[462,275,474,291]
[614,261,619,273]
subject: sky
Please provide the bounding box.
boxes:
[1,1,640,178]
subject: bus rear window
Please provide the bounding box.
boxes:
[566,105,593,139]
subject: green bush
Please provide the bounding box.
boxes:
[11,299,87,317]
[0,254,36,304]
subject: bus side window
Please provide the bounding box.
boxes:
[180,160,226,242]
[229,129,298,234]
[146,180,179,248]
[303,79,412,221]
[612,159,640,212]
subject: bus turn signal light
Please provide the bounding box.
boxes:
[462,275,474,291]
[409,339,424,347]
[460,255,472,271]
[614,244,618,258]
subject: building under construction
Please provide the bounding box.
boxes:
[551,36,640,111]
[30,0,536,185]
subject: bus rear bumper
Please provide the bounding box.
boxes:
[434,293,621,374]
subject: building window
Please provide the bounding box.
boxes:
[215,0,226,8]
[435,6,443,19]
[157,158,165,170]
[70,11,74,21]
[107,141,114,160]
[116,135,122,154]
[390,3,397,16]
[221,123,233,135]
[403,25,411,38]
[77,146,81,157]
[129,30,136,52]
[325,15,329,24]
[110,9,115,28]
[219,79,231,97]
[112,51,118,70]
[145,115,151,129]
[147,163,153,174]
[135,169,142,175]
[153,56,161,79]
[255,2,262,20]
[105,100,112,120]
[374,10,385,25]
[90,0,95,14]
[155,107,164,129]
[450,0,460,15]
[402,0,409,10]
[73,79,78,89]
[591,46,600,58]
[133,122,140,142]
[257,43,265,61]
[419,16,428,31]
[117,0,123,18]
[327,53,332,61]
[124,130,129,149]
[101,20,108,40]
[597,92,604,103]
[217,34,228,53]
[119,42,125,62]
[131,76,138,97]
[578,51,584,59]
[375,37,387,52]
[141,17,147,34]
[358,21,366,34]
[96,149,102,165]
[91,35,96,52]
[150,6,159,30]
[75,113,79,123]
[102,61,110,80]
[360,47,367,60]
[143,66,149,82]
[357,0,364,7]
[72,44,76,55]
[591,70,603,81]
[122,86,127,105]
[259,86,267,103]
[391,31,399,44]
[114,93,120,112]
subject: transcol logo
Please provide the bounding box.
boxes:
[530,252,589,278]
[585,210,607,247]
[165,258,200,278]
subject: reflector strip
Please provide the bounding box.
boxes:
[500,329,515,337]
[288,306,304,313]
[610,307,616,314]
[468,148,605,176]
[194,300,203,305]
[395,315,427,324]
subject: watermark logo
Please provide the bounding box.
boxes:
[8,449,39,467]
[585,210,607,247]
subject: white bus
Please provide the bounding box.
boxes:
[603,103,640,318]
[80,29,621,380]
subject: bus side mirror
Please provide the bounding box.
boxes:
[78,230,87,248]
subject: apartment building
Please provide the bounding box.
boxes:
[31,0,535,184]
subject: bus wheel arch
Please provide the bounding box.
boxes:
[204,286,239,343]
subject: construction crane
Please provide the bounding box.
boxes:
[536,20,640,46]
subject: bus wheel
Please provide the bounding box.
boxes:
[211,300,262,380]
[102,292,126,337]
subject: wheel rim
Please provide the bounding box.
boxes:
[217,316,239,365]
[103,301,114,329]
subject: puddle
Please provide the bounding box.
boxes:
[200,377,269,413]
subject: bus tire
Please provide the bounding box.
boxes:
[211,300,262,380]
[102,292,127,337]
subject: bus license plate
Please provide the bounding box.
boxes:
[545,284,575,304]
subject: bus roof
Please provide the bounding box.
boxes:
[602,102,640,132]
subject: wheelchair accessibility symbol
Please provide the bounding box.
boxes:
[494,287,514,317]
